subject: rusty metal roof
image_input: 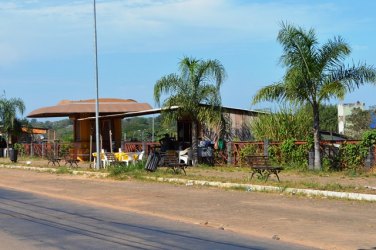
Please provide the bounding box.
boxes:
[27,98,153,118]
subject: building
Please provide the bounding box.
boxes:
[28,98,152,160]
[337,101,365,135]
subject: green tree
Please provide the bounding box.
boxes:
[0,96,25,151]
[299,104,338,132]
[346,107,373,139]
[317,104,338,132]
[252,23,376,170]
[154,57,226,165]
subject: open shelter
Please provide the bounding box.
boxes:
[28,98,152,160]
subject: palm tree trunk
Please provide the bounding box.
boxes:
[313,104,321,170]
[191,120,198,166]
[5,131,10,157]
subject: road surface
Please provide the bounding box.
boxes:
[0,187,312,250]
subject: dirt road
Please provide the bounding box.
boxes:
[0,168,375,250]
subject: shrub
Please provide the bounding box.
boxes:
[60,144,71,157]
[13,143,26,157]
[275,139,308,169]
[109,160,146,177]
[239,144,259,164]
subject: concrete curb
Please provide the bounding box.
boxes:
[1,164,375,201]
[145,177,376,202]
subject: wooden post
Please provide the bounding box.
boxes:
[263,139,269,156]
[365,146,374,169]
[89,135,92,167]
[30,142,34,157]
[109,130,113,153]
[42,141,45,158]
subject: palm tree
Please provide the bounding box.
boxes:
[252,23,376,170]
[0,96,25,152]
[154,57,226,165]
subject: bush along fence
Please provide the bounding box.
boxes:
[6,130,376,171]
[226,131,376,171]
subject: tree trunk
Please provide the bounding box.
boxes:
[313,104,321,170]
[191,120,198,166]
[5,131,9,157]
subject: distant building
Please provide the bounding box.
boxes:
[369,105,376,129]
[337,101,365,135]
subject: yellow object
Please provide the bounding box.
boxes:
[121,154,129,161]
[92,152,105,159]
[133,154,138,161]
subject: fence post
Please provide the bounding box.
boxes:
[308,149,314,170]
[42,142,45,158]
[227,141,233,165]
[365,146,374,169]
[30,142,34,157]
[263,139,269,156]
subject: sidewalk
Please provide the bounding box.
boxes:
[0,165,375,250]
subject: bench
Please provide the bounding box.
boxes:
[47,155,62,166]
[162,151,187,175]
[64,154,80,167]
[245,155,283,182]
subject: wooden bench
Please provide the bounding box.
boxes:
[47,154,62,167]
[245,155,283,182]
[64,154,80,167]
[162,151,187,175]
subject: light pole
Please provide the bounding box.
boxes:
[152,116,155,142]
[93,0,100,170]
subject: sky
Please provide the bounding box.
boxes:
[1,0,376,120]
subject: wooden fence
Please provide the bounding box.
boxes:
[12,139,371,167]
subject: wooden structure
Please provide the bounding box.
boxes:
[161,150,187,175]
[245,155,283,182]
[28,98,152,161]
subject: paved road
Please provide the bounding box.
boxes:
[0,188,313,250]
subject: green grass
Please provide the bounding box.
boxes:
[56,166,73,174]
[108,160,147,178]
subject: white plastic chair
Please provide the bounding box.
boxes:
[103,152,116,168]
[179,148,191,164]
[120,153,131,166]
[137,151,145,161]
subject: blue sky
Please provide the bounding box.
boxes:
[1,0,376,119]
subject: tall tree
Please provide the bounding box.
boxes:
[154,57,226,165]
[0,96,25,151]
[346,107,373,139]
[252,23,376,170]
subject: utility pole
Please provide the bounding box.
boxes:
[93,0,100,170]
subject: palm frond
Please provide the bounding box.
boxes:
[318,36,351,71]
[252,82,287,104]
[329,63,376,91]
[278,22,317,77]
[153,73,182,106]
[318,80,346,102]
[179,57,199,83]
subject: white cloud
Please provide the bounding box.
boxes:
[0,0,368,66]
